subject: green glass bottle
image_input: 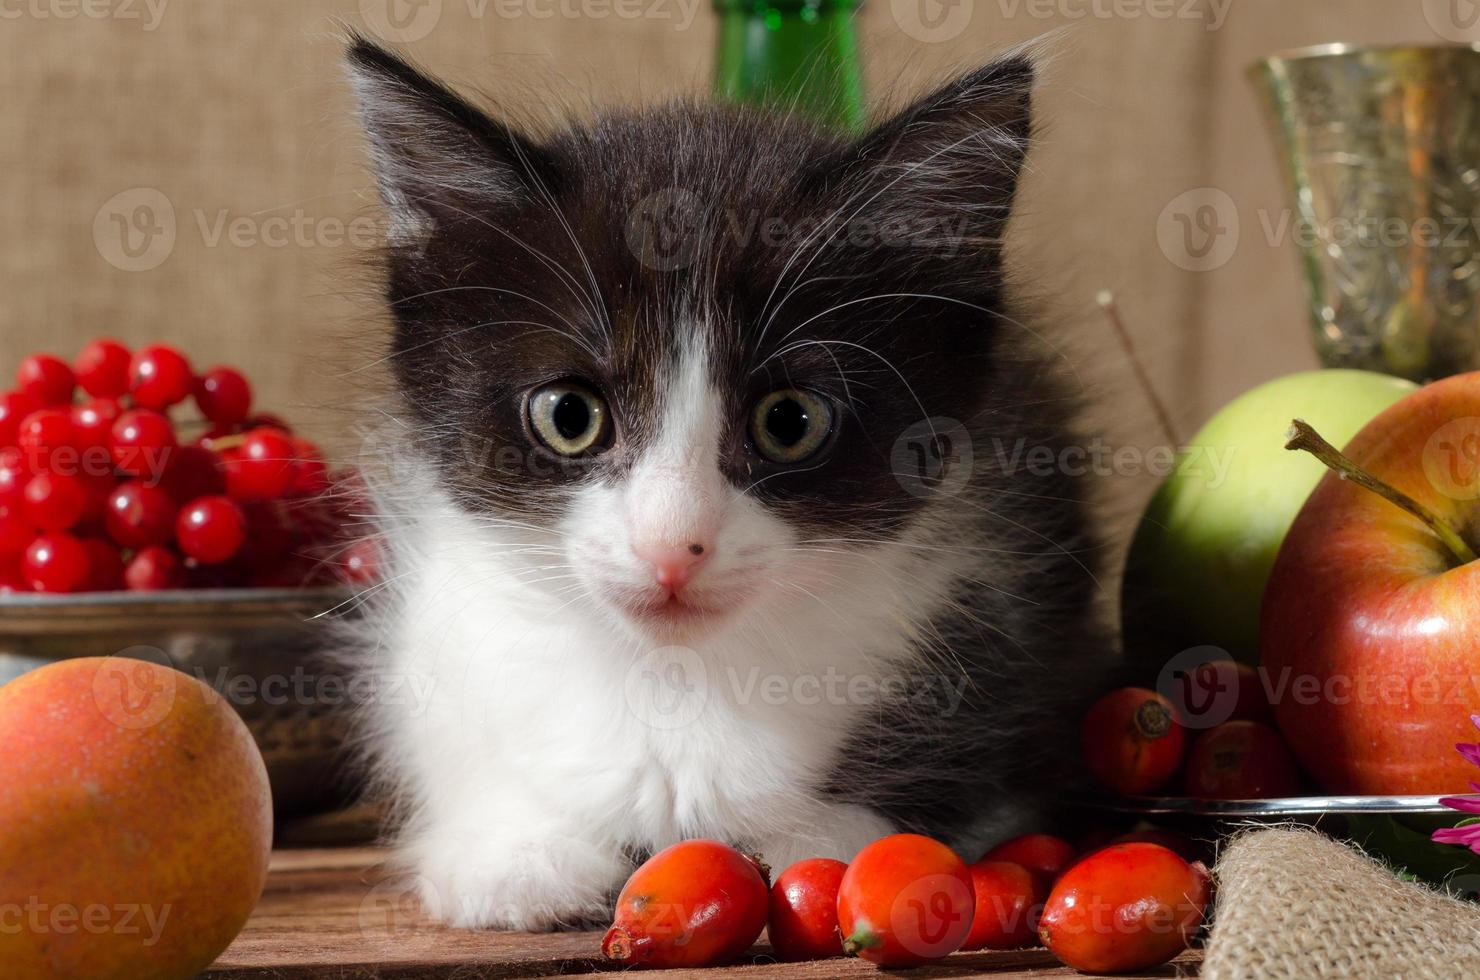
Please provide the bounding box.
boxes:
[712,0,866,132]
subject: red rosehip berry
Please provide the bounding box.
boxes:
[129,343,194,410]
[962,861,1039,952]
[193,366,253,425]
[1039,843,1210,974]
[602,841,770,969]
[768,858,848,962]
[23,532,90,593]
[123,545,187,591]
[1183,720,1301,800]
[16,354,76,407]
[1163,658,1273,730]
[105,481,179,550]
[175,495,247,564]
[837,834,976,966]
[74,338,133,399]
[981,834,1078,886]
[1081,688,1186,797]
[111,409,178,478]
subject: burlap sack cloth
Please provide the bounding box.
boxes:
[1201,828,1480,977]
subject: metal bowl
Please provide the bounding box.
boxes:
[0,588,360,818]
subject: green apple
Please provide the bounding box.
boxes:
[1121,369,1417,665]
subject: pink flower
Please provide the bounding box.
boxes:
[1432,714,1480,855]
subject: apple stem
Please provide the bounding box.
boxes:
[1285,418,1478,566]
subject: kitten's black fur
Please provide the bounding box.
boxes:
[352,37,1104,848]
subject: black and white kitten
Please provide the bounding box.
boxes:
[347,38,1103,931]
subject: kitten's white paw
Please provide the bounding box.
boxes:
[411,832,627,931]
[755,804,896,870]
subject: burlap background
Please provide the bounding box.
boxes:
[1204,828,1480,977]
[1,1,1475,472]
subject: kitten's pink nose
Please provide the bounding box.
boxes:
[634,541,710,593]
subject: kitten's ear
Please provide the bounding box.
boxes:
[839,57,1034,251]
[346,37,553,245]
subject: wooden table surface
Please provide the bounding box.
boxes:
[204,848,1203,979]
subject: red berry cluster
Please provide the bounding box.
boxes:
[0,340,378,595]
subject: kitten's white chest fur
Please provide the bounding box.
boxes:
[364,343,965,930]
[371,490,941,928]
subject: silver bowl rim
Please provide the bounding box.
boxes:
[0,586,349,609]
[1084,793,1458,817]
[0,587,357,622]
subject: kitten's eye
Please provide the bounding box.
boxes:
[526,381,611,457]
[750,388,834,465]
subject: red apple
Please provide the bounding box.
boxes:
[1262,372,1480,793]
